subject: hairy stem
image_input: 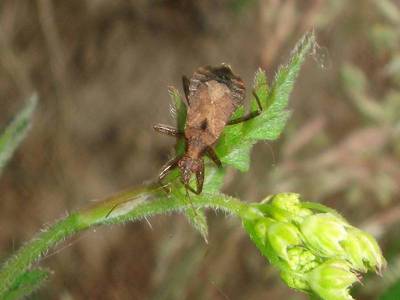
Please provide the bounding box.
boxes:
[0,184,246,297]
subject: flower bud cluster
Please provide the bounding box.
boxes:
[242,193,385,300]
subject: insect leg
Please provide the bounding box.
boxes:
[182,75,191,106]
[154,124,184,137]
[195,161,205,194]
[205,147,222,167]
[158,155,182,192]
[252,90,263,111]
[183,160,204,195]
[184,184,198,195]
[227,91,263,125]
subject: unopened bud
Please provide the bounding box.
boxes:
[286,247,318,272]
[301,213,348,256]
[342,228,386,273]
[267,222,302,261]
[268,193,302,222]
[241,193,385,300]
[307,259,358,300]
[280,270,308,291]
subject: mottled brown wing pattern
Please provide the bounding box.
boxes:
[188,65,246,108]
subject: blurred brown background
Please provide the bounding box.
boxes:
[0,0,399,299]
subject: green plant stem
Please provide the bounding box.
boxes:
[0,185,247,297]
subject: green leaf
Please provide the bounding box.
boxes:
[169,87,186,132]
[0,94,37,176]
[3,268,49,300]
[184,208,209,243]
[216,107,251,170]
[181,166,225,242]
[202,165,225,193]
[267,31,315,116]
[251,67,269,111]
[219,142,252,171]
[169,87,187,156]
[180,167,226,241]
[244,110,291,141]
[216,31,315,170]
[216,109,254,171]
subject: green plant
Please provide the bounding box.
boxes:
[0,32,385,300]
[0,95,37,176]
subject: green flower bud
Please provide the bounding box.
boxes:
[298,207,313,218]
[307,259,358,300]
[267,222,302,261]
[300,213,348,256]
[280,270,308,291]
[270,193,301,211]
[254,218,276,248]
[280,247,318,291]
[242,193,386,300]
[268,193,302,222]
[342,228,386,273]
[242,215,278,262]
[242,205,265,221]
[286,247,318,272]
[262,193,313,224]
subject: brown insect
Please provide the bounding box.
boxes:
[154,64,262,194]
